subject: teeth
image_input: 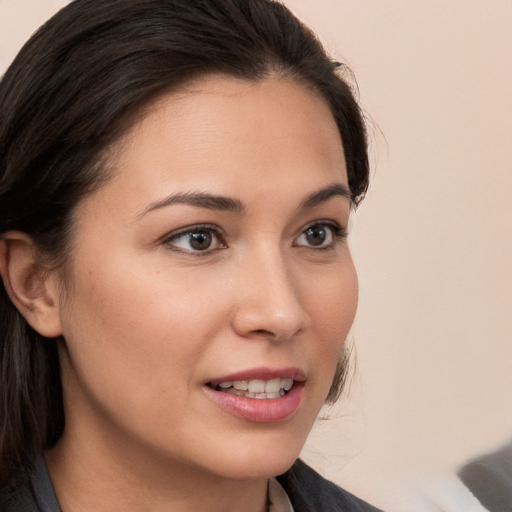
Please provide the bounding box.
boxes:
[254,392,281,399]
[215,377,295,398]
[224,388,244,396]
[265,378,281,393]
[248,380,265,393]
[282,378,293,391]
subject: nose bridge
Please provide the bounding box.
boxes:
[232,242,307,340]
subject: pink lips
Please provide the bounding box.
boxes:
[204,367,306,423]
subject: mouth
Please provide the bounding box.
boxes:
[207,377,294,399]
[203,368,306,423]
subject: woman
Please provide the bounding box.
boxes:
[0,0,380,510]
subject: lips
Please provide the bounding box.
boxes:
[204,367,306,423]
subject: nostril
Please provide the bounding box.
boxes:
[253,328,275,337]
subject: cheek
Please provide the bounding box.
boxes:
[56,266,231,457]
[58,259,198,403]
[303,258,358,377]
[310,256,358,328]
[58,247,237,395]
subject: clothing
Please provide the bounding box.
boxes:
[1,456,382,511]
[458,441,512,512]
[277,459,382,512]
[269,478,294,512]
[0,457,59,512]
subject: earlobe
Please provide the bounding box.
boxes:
[0,231,63,338]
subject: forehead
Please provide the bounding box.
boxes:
[84,75,348,217]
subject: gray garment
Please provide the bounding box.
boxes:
[1,457,383,512]
[276,459,383,512]
[458,441,512,512]
[0,457,61,512]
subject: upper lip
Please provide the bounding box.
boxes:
[206,367,306,387]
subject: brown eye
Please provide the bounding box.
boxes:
[189,230,213,250]
[165,226,225,253]
[304,225,328,246]
[295,223,339,248]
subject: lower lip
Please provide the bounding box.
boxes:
[203,383,304,423]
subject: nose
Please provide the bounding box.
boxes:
[231,248,308,342]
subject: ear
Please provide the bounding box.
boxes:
[0,231,63,338]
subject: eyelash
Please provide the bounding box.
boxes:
[162,221,347,255]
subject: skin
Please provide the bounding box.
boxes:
[40,75,359,512]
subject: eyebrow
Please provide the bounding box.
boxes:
[140,192,245,217]
[299,183,352,209]
[139,182,351,219]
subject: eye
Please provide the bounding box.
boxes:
[294,222,345,248]
[164,226,226,253]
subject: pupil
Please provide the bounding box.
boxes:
[306,226,326,246]
[190,231,212,250]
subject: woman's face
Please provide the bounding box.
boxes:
[53,75,358,480]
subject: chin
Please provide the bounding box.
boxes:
[207,434,305,481]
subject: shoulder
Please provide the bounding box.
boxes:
[276,459,383,512]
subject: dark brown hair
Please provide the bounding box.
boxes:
[0,0,369,488]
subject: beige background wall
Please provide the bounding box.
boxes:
[1,1,511,510]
